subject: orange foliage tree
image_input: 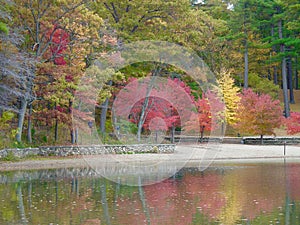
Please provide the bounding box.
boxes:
[235,88,283,144]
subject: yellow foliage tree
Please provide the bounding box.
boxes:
[218,69,241,126]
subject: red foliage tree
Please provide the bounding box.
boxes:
[33,24,78,143]
[48,25,69,65]
[235,88,283,144]
[113,76,195,142]
[286,112,300,134]
[194,95,212,141]
[129,97,180,131]
[185,90,225,142]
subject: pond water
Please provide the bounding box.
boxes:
[0,163,300,225]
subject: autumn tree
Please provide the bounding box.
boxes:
[0,0,35,143]
[217,70,240,126]
[235,88,283,144]
[0,111,15,148]
[113,76,195,143]
[193,95,212,142]
[286,112,300,135]
[9,0,81,142]
[92,0,230,133]
[185,90,224,142]
[8,0,103,143]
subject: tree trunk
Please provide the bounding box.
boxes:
[100,81,112,134]
[137,69,160,142]
[278,17,290,118]
[221,122,225,136]
[287,55,295,104]
[271,24,278,85]
[171,125,175,144]
[267,69,271,80]
[282,57,290,117]
[200,128,204,143]
[295,57,299,90]
[54,118,58,142]
[137,94,150,142]
[27,104,32,143]
[69,99,76,144]
[244,40,249,89]
[16,99,27,143]
[100,98,109,133]
[75,127,78,143]
[71,129,76,144]
[243,1,249,89]
[260,134,263,145]
[274,66,278,85]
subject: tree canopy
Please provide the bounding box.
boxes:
[0,0,299,147]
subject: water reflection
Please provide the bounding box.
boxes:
[0,164,300,225]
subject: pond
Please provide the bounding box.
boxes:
[0,162,299,225]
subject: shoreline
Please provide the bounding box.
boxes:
[1,143,300,171]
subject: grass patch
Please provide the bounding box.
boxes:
[0,152,81,162]
[0,151,19,162]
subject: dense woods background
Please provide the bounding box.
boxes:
[0,0,299,148]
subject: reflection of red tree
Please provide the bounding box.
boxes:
[113,192,146,225]
[143,172,225,225]
[144,179,184,225]
[288,164,300,201]
[80,219,101,225]
[111,165,300,224]
[181,172,226,220]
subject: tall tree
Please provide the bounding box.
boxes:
[228,0,256,89]
[276,1,290,117]
[254,0,299,115]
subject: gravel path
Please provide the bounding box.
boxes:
[1,144,300,171]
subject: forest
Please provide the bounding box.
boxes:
[0,0,299,148]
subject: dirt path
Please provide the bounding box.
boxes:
[1,144,300,171]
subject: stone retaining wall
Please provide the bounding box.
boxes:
[165,136,300,145]
[0,148,39,158]
[0,144,175,159]
[242,137,300,145]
